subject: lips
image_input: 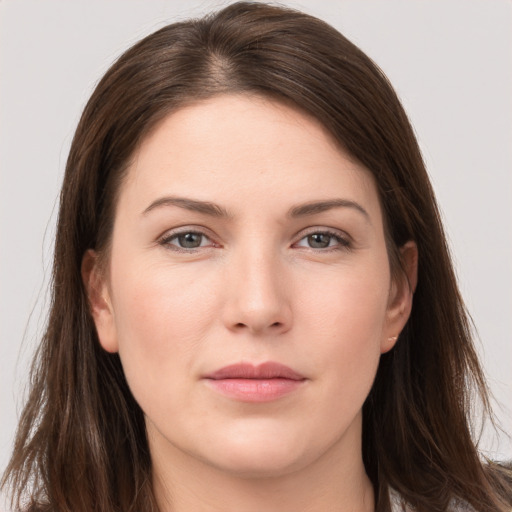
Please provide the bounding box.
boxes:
[203,362,306,402]
[206,362,305,381]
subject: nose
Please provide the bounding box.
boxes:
[221,243,293,337]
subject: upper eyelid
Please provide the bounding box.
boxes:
[158,225,215,241]
[298,226,350,238]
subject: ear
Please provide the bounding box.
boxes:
[81,249,119,353]
[381,241,418,353]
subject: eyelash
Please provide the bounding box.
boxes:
[295,229,352,252]
[158,228,352,254]
[159,230,218,254]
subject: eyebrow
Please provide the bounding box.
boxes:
[142,196,370,222]
[143,196,231,218]
[288,199,370,222]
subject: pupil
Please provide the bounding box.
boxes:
[179,233,202,248]
[308,233,330,248]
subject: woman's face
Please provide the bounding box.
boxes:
[85,94,415,480]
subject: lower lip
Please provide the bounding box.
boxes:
[205,378,305,402]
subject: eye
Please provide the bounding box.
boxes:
[295,230,351,251]
[159,230,214,252]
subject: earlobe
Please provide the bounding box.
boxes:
[381,335,399,353]
[381,241,418,354]
[81,249,119,353]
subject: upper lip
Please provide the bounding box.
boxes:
[205,362,305,381]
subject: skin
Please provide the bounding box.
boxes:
[83,94,417,512]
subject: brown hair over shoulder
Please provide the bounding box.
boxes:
[2,2,511,511]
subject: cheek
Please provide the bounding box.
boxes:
[300,259,389,347]
[299,263,389,407]
[110,260,220,410]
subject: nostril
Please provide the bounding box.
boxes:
[233,321,282,330]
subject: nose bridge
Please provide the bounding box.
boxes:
[223,233,291,335]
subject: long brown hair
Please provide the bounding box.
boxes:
[2,2,510,511]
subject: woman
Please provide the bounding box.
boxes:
[1,2,510,511]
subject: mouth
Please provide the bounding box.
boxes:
[203,362,307,402]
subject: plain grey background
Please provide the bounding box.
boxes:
[1,0,511,480]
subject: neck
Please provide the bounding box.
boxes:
[150,414,375,512]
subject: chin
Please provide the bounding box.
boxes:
[197,421,316,478]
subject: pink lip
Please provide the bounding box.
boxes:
[203,362,306,402]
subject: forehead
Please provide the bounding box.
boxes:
[121,94,382,223]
